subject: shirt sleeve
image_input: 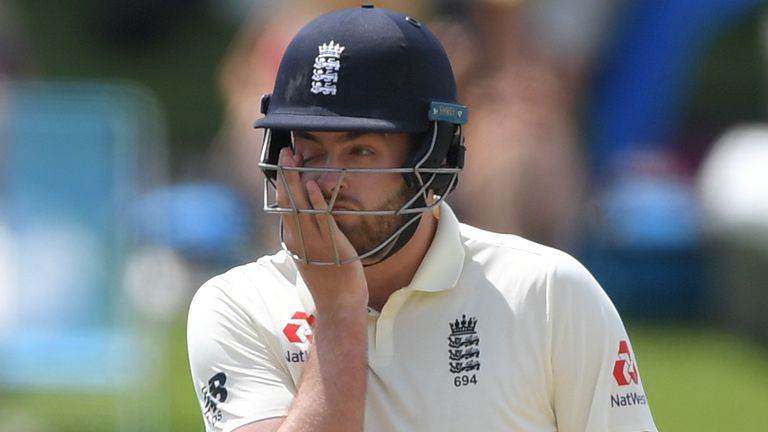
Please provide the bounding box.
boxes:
[548,252,657,432]
[187,271,295,432]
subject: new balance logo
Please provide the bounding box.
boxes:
[201,372,228,427]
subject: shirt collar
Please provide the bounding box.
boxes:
[405,202,464,292]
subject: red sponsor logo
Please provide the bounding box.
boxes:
[612,340,639,386]
[283,311,316,345]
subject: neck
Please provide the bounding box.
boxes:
[363,208,438,311]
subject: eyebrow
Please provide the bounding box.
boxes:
[293,131,369,144]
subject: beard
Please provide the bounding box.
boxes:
[334,183,414,257]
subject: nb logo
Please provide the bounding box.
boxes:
[202,372,228,426]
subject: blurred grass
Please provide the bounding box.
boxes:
[2,319,767,431]
[628,322,768,430]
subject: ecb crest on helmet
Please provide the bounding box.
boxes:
[311,40,345,95]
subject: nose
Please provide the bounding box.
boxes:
[301,158,347,197]
[315,168,346,197]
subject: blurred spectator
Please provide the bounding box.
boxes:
[435,0,620,249]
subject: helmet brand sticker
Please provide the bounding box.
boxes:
[311,40,345,96]
[429,101,468,125]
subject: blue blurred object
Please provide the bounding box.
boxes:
[579,152,705,319]
[0,81,166,391]
[0,328,140,390]
[581,243,705,320]
[131,181,250,263]
[601,174,700,250]
[587,0,765,177]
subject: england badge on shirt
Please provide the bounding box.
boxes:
[448,314,480,387]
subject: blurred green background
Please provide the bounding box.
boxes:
[2,0,768,431]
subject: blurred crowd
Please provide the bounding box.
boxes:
[1,0,768,403]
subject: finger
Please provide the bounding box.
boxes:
[307,179,361,266]
[276,147,311,212]
[277,147,319,236]
[276,148,315,262]
[275,147,301,234]
[306,179,333,235]
[305,179,339,264]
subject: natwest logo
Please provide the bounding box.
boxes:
[283,311,316,346]
[612,340,639,386]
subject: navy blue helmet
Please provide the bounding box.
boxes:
[255,5,468,265]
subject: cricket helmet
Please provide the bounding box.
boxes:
[255,4,468,265]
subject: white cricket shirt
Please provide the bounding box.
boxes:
[187,203,657,431]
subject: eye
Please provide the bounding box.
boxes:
[350,146,374,157]
[301,151,323,166]
[294,143,324,165]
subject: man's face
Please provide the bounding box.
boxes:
[291,131,413,256]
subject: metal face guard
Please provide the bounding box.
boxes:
[258,128,459,266]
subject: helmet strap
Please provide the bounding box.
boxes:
[361,199,425,267]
